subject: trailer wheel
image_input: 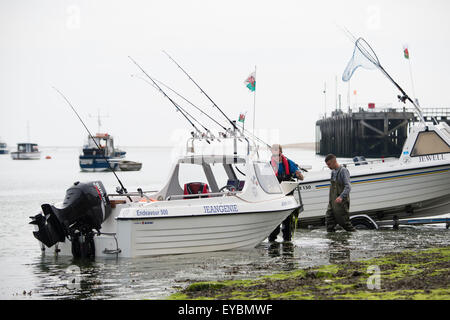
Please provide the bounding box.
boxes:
[350,215,378,230]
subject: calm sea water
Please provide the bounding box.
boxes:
[0,146,448,300]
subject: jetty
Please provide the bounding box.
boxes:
[315,106,450,158]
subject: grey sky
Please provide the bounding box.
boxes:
[1,0,449,147]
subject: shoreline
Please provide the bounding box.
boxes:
[168,246,450,300]
[282,142,316,150]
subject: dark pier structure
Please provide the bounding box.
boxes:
[315,107,450,158]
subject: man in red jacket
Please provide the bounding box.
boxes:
[268,144,304,241]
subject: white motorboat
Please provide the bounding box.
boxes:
[297,122,450,227]
[11,143,41,160]
[30,135,302,258]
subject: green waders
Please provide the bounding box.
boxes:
[326,176,355,232]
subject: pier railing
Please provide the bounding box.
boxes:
[344,106,450,117]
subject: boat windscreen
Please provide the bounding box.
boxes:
[253,162,282,194]
[441,127,450,140]
[411,131,450,156]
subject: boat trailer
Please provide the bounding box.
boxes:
[349,214,450,230]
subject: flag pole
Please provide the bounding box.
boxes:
[404,44,418,104]
[408,53,417,103]
[252,65,257,135]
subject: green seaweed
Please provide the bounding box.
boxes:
[168,246,450,300]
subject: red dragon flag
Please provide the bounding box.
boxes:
[403,45,410,59]
[238,112,246,123]
[244,72,256,92]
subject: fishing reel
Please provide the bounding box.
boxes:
[397,94,408,104]
[116,185,128,194]
[205,130,220,142]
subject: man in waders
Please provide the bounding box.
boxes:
[268,144,304,241]
[325,154,355,232]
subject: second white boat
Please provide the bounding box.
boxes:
[297,122,450,227]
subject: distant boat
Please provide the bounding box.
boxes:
[11,143,41,160]
[79,133,126,172]
[0,139,8,154]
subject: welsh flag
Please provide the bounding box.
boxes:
[403,45,410,59]
[244,72,256,92]
[238,112,246,123]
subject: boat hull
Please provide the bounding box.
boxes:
[297,164,450,227]
[118,161,142,171]
[40,208,296,258]
[79,156,120,172]
[11,151,41,160]
[117,209,295,257]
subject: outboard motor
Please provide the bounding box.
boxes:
[30,181,111,258]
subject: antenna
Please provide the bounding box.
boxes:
[88,109,110,133]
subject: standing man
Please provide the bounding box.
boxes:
[268,144,304,242]
[324,154,355,232]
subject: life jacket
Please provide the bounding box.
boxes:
[271,154,290,178]
[183,182,210,199]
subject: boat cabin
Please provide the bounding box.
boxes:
[82,133,115,157]
[152,154,283,201]
[17,143,39,153]
[400,122,450,162]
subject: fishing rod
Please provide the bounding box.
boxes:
[131,75,212,133]
[356,38,426,124]
[130,74,218,140]
[162,50,239,132]
[128,56,210,142]
[235,122,271,148]
[339,28,426,124]
[152,77,229,132]
[52,87,131,199]
[161,51,281,153]
[153,75,271,147]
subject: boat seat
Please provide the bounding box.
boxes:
[226,179,245,191]
[183,182,210,199]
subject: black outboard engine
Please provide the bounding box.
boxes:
[30,181,111,258]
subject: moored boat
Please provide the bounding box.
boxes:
[0,139,8,154]
[118,160,142,171]
[30,135,303,258]
[11,143,41,160]
[79,133,125,172]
